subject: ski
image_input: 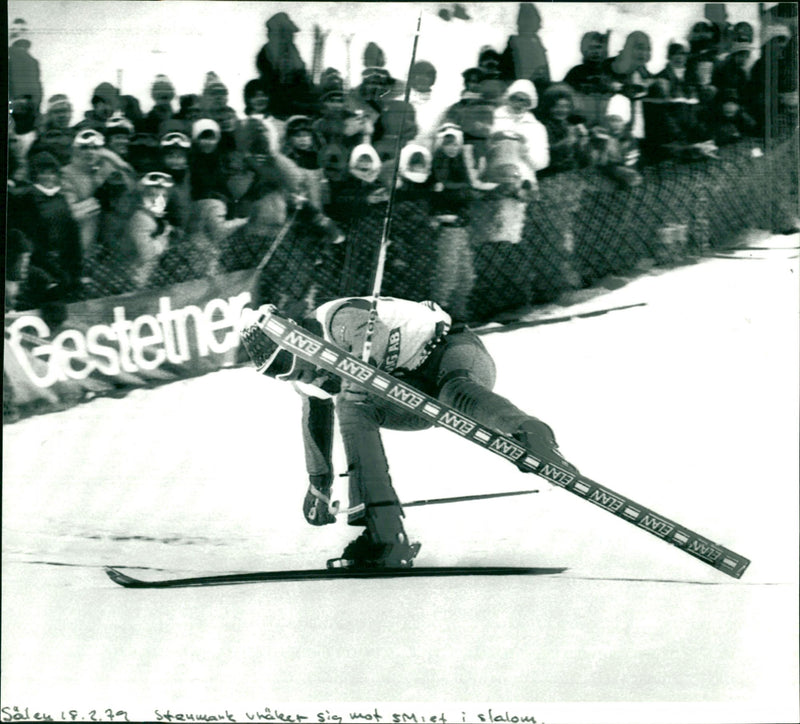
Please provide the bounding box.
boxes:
[105,565,567,588]
[253,309,751,579]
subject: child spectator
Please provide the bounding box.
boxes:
[103,112,135,164]
[587,94,642,188]
[490,79,549,197]
[200,72,238,151]
[536,83,589,176]
[407,60,444,150]
[499,2,551,96]
[140,74,177,135]
[128,172,174,288]
[7,151,83,308]
[283,115,326,208]
[189,118,225,200]
[41,94,73,133]
[313,89,371,152]
[241,79,283,155]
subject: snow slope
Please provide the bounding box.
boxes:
[2,237,798,723]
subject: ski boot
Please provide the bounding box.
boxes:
[327,507,420,569]
[513,417,579,476]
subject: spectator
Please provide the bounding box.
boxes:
[499,3,551,96]
[92,170,139,294]
[712,40,753,104]
[240,79,282,155]
[563,31,612,95]
[536,84,589,177]
[5,229,33,312]
[173,93,203,133]
[431,122,476,218]
[601,30,654,138]
[445,75,497,171]
[127,132,161,175]
[313,89,368,151]
[199,73,238,149]
[372,96,418,164]
[140,74,177,135]
[255,11,317,120]
[127,172,174,288]
[407,60,445,150]
[655,42,693,99]
[587,94,642,188]
[60,128,114,255]
[709,88,757,146]
[8,151,83,309]
[158,131,193,233]
[119,94,145,130]
[103,112,135,164]
[686,20,720,93]
[40,94,74,133]
[476,48,508,105]
[283,115,326,208]
[75,82,120,133]
[10,96,38,181]
[189,118,225,200]
[8,18,43,117]
[490,79,549,196]
[348,67,390,130]
[641,79,717,163]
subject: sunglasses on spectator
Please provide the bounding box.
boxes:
[74,129,105,147]
[140,171,175,188]
[160,132,192,149]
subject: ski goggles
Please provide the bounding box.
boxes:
[105,114,134,134]
[160,132,191,149]
[140,171,175,189]
[74,129,106,148]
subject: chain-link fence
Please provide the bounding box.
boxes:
[65,134,798,326]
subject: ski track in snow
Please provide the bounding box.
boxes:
[3,238,799,722]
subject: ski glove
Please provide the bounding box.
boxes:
[303,474,337,526]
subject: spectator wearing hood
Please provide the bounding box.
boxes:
[9,18,43,117]
[490,79,549,195]
[407,60,447,151]
[381,144,436,300]
[255,11,317,120]
[60,128,116,255]
[189,118,226,200]
[587,93,641,188]
[601,31,654,138]
[7,151,83,308]
[75,82,120,133]
[140,74,177,135]
[499,3,551,96]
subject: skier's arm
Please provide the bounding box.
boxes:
[300,392,338,526]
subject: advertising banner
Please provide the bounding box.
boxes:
[4,270,255,422]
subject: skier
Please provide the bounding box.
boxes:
[241,296,577,569]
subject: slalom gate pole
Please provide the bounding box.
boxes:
[360,11,422,363]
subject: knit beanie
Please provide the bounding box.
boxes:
[203,72,228,95]
[47,94,72,113]
[151,74,176,101]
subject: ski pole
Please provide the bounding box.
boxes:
[328,488,539,517]
[361,11,422,363]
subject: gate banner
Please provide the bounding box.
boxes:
[4,270,255,422]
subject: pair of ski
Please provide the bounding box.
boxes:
[106,308,750,589]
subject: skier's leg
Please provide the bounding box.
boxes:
[434,331,577,471]
[335,384,421,566]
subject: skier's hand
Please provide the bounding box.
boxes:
[303,475,337,526]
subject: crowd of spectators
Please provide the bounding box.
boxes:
[6,3,799,323]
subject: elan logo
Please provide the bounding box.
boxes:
[638,513,674,538]
[439,410,476,436]
[489,437,525,461]
[538,463,575,487]
[688,539,722,562]
[589,488,625,512]
[335,357,373,382]
[284,330,322,357]
[387,383,424,409]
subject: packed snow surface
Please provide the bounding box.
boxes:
[3,237,799,724]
